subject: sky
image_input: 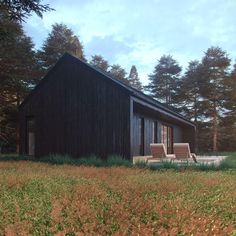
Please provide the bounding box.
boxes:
[23,0,236,84]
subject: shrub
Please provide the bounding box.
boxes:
[148,161,180,171]
[134,160,148,169]
[77,155,103,167]
[0,154,33,161]
[40,154,75,165]
[106,155,131,167]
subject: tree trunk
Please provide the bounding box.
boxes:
[194,95,199,152]
[213,103,218,152]
[16,93,20,154]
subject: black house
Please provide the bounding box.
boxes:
[19,53,196,159]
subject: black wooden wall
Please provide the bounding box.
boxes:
[131,100,195,156]
[19,54,131,158]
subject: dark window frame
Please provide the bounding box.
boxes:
[161,123,173,154]
[25,116,35,155]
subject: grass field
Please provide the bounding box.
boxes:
[0,154,236,235]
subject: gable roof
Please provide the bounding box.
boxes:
[20,53,195,127]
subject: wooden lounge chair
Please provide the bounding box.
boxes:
[148,143,175,163]
[173,143,197,163]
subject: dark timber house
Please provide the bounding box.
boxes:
[19,53,196,159]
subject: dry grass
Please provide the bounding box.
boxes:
[0,161,235,235]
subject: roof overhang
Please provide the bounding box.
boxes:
[131,96,196,128]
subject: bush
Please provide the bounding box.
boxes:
[148,161,180,171]
[134,160,148,169]
[0,154,33,161]
[77,155,103,167]
[39,154,75,165]
[106,155,131,167]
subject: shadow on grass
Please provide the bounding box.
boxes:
[0,152,235,171]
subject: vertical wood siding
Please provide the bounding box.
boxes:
[19,55,131,158]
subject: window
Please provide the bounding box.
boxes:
[138,117,144,155]
[161,124,173,154]
[26,117,35,156]
[153,121,158,143]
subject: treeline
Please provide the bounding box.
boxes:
[146,53,236,152]
[0,1,235,153]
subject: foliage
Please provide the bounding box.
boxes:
[0,17,40,152]
[220,63,236,151]
[37,23,85,74]
[200,47,231,151]
[0,160,235,235]
[146,55,181,105]
[106,155,132,167]
[0,0,53,22]
[127,65,143,91]
[1,153,236,171]
[89,54,109,72]
[108,64,128,84]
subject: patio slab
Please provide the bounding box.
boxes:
[133,155,227,166]
[196,156,227,166]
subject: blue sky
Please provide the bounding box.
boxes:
[23,0,236,84]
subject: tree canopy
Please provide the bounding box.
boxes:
[37,23,85,73]
[128,65,143,91]
[90,55,109,72]
[0,0,53,22]
[146,55,181,105]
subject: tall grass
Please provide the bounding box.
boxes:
[39,154,131,167]
[0,161,235,235]
[1,152,236,171]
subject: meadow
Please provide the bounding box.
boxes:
[0,154,235,235]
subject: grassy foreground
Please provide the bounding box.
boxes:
[0,160,235,235]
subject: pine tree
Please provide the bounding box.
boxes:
[200,46,230,151]
[127,65,143,91]
[177,61,205,121]
[175,61,207,151]
[0,17,39,152]
[0,0,53,22]
[146,55,181,105]
[220,63,236,151]
[38,23,85,73]
[109,64,128,84]
[90,55,109,72]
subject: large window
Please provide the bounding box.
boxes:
[138,117,144,155]
[161,124,173,154]
[153,121,158,143]
[26,117,35,156]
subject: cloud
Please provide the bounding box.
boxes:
[23,0,236,83]
[85,35,133,62]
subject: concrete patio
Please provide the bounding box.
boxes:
[133,155,227,166]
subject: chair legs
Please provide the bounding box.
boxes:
[191,153,197,163]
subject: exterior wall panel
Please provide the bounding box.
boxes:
[19,55,131,158]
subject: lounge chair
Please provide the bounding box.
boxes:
[147,143,175,163]
[173,143,197,163]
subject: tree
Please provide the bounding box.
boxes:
[127,65,143,91]
[0,0,53,22]
[38,23,85,73]
[200,46,230,151]
[90,55,109,72]
[175,61,207,151]
[0,18,39,152]
[220,62,236,151]
[176,61,205,121]
[109,64,128,84]
[146,55,181,105]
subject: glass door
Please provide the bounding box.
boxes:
[161,124,173,154]
[138,117,144,155]
[26,117,35,156]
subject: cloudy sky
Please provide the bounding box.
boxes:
[23,0,236,84]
